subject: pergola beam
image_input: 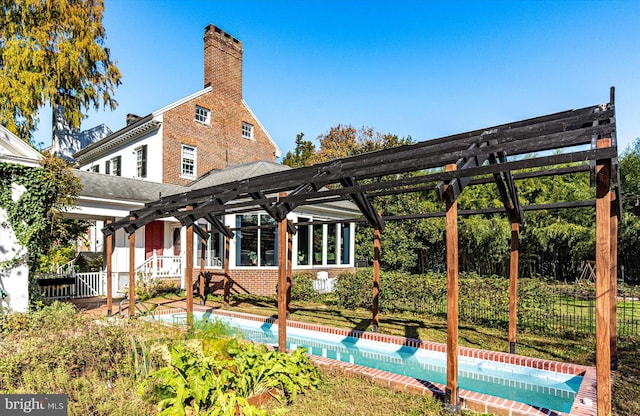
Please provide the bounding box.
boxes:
[100,96,619,416]
[102,103,616,238]
[103,148,616,238]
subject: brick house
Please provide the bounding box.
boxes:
[74,24,281,185]
[65,25,359,298]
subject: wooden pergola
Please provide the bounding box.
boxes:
[103,89,619,415]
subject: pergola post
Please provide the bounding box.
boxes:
[105,218,113,317]
[595,138,612,416]
[223,230,231,306]
[199,228,206,303]
[445,163,460,411]
[277,201,288,352]
[509,222,519,354]
[372,226,381,332]
[128,216,136,318]
[185,205,194,328]
[287,221,293,319]
[610,192,619,370]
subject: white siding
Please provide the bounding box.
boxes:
[78,115,164,183]
[0,207,29,312]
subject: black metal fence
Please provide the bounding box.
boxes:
[409,283,640,337]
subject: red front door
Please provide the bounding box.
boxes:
[145,221,164,259]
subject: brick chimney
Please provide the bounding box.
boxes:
[203,24,243,101]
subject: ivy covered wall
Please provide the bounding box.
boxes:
[0,154,84,309]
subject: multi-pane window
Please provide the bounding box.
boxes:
[108,156,121,176]
[242,122,254,139]
[195,106,210,124]
[297,219,352,266]
[135,145,147,178]
[235,214,277,267]
[90,165,99,173]
[341,223,351,264]
[181,145,196,178]
[195,221,224,268]
[297,217,311,266]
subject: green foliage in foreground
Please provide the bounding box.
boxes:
[0,302,321,415]
[140,339,320,416]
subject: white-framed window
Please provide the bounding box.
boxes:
[195,106,210,124]
[135,145,147,178]
[235,214,277,267]
[181,144,196,178]
[108,156,121,176]
[90,165,99,173]
[195,221,225,268]
[242,122,254,139]
[297,218,351,266]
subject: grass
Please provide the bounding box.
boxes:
[263,371,484,416]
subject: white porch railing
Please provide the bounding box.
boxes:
[56,258,76,276]
[38,271,106,300]
[135,250,182,280]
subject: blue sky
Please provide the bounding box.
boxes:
[33,0,640,155]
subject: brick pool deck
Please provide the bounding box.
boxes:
[154,305,598,416]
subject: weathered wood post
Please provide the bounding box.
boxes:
[595,137,612,416]
[277,192,288,352]
[372,225,381,332]
[199,226,206,303]
[610,191,619,370]
[287,220,293,318]
[509,222,519,354]
[105,218,113,317]
[185,205,194,328]
[223,230,231,306]
[445,163,460,411]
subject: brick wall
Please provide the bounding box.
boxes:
[191,267,356,296]
[204,24,242,100]
[162,94,277,185]
[161,24,277,185]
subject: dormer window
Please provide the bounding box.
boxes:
[242,122,254,139]
[195,106,210,124]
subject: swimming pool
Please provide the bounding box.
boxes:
[159,310,584,414]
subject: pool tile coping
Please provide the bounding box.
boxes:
[154,307,597,416]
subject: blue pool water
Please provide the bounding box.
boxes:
[164,312,581,413]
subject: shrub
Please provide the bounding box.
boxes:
[334,269,373,309]
[290,272,317,301]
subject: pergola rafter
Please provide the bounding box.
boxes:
[103,93,619,415]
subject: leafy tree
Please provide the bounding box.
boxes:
[0,0,121,141]
[282,133,316,168]
[618,137,640,280]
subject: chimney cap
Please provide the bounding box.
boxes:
[204,23,241,44]
[126,113,142,126]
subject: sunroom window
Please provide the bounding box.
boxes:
[297,219,351,266]
[235,214,277,267]
[195,221,224,268]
